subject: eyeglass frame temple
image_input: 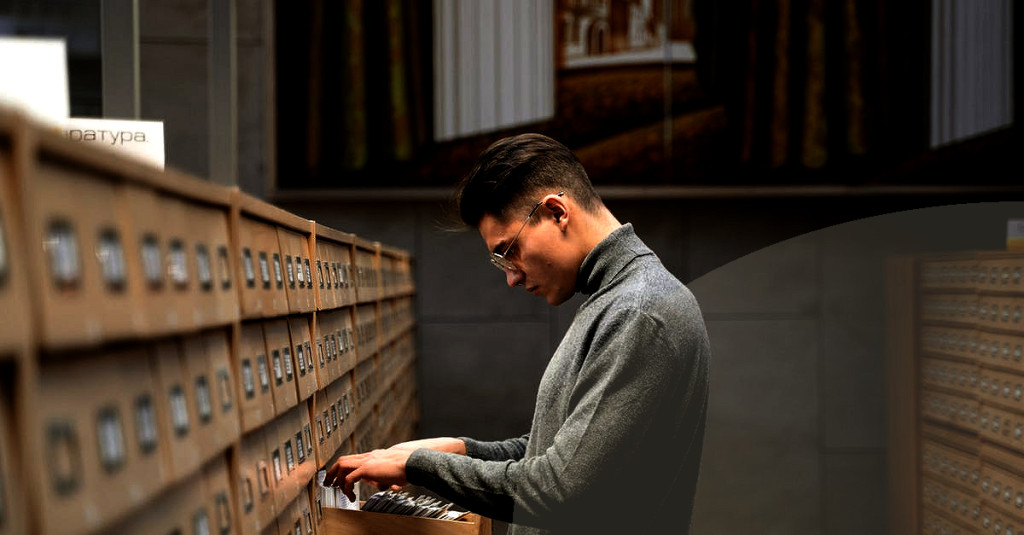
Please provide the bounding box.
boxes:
[497,191,564,259]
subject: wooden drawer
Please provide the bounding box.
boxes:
[980,405,1024,454]
[921,326,979,362]
[922,476,981,529]
[288,315,318,402]
[278,226,315,314]
[922,294,980,328]
[921,389,980,433]
[238,322,276,432]
[922,439,982,494]
[321,507,490,535]
[977,295,1024,334]
[264,319,299,416]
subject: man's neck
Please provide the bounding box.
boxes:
[578,208,622,260]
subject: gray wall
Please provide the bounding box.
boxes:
[139,0,269,194]
[688,201,1024,534]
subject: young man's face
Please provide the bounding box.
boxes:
[478,207,578,306]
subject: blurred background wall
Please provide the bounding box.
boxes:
[2,0,1021,532]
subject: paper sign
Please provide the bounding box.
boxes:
[1009,219,1024,252]
[64,118,166,169]
[0,37,70,128]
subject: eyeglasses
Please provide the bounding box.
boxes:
[490,191,564,273]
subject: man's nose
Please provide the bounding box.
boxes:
[505,268,524,288]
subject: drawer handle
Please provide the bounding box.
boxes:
[273,253,283,289]
[241,476,254,513]
[168,239,189,289]
[272,448,282,482]
[216,491,231,534]
[241,358,255,399]
[283,347,294,382]
[295,345,306,377]
[134,395,159,454]
[258,461,270,496]
[97,228,127,292]
[193,508,211,535]
[258,251,270,289]
[141,234,163,289]
[217,369,232,412]
[195,375,212,424]
[217,245,231,290]
[272,350,283,386]
[96,406,126,473]
[242,247,255,288]
[296,431,305,463]
[46,421,82,496]
[285,439,295,473]
[46,220,81,289]
[195,243,213,292]
[169,385,190,437]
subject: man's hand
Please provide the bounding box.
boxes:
[324,437,466,501]
[325,448,413,502]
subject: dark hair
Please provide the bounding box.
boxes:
[454,133,602,228]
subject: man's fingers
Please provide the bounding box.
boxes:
[343,466,363,502]
[326,452,373,486]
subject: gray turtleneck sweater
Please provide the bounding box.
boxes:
[406,223,710,534]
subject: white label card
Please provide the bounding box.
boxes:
[64,117,165,169]
[0,37,69,128]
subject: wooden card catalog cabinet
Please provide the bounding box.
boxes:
[0,109,419,535]
[890,251,1024,535]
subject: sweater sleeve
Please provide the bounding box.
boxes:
[406,308,702,529]
[459,434,529,461]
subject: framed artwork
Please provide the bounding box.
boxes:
[558,0,697,69]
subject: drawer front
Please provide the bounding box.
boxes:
[264,319,299,416]
[921,389,980,433]
[279,227,315,314]
[239,427,278,535]
[29,162,136,347]
[922,439,982,494]
[36,350,167,535]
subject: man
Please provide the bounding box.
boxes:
[326,133,710,534]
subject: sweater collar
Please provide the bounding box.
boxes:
[576,223,649,295]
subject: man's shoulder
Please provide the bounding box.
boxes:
[586,269,700,335]
[619,255,698,312]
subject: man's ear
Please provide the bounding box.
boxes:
[544,194,568,229]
